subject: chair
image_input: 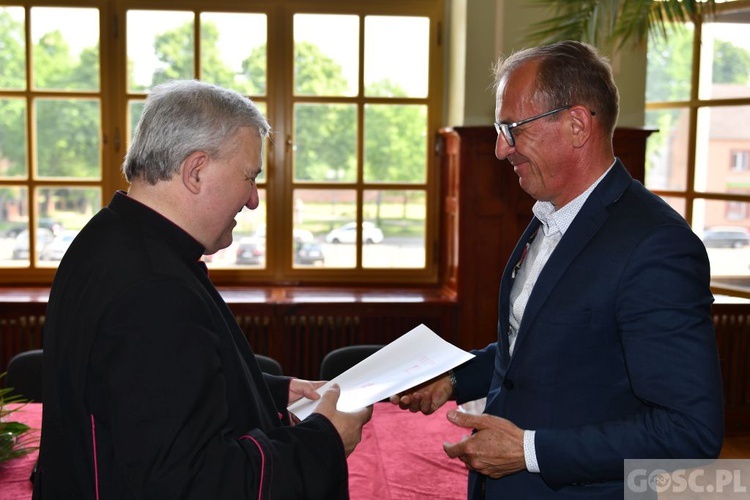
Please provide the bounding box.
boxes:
[5,349,44,402]
[320,345,384,380]
[255,354,283,376]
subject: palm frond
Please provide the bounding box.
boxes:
[524,0,600,46]
[524,0,718,48]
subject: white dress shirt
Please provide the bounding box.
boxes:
[510,163,614,473]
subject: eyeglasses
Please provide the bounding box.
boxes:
[494,105,572,147]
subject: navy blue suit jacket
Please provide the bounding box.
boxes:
[453,161,724,498]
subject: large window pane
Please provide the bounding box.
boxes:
[0,6,26,90]
[35,186,100,267]
[0,187,29,266]
[200,13,267,95]
[699,20,750,100]
[363,190,425,269]
[697,197,750,237]
[365,16,429,98]
[294,14,358,97]
[294,189,356,268]
[646,24,693,103]
[35,98,101,179]
[364,104,427,183]
[208,189,266,269]
[696,199,750,289]
[127,10,195,92]
[0,98,27,179]
[31,7,99,91]
[291,195,321,268]
[694,105,750,194]
[294,103,356,182]
[645,108,688,191]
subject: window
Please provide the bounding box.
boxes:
[646,1,750,298]
[726,200,748,220]
[0,5,104,280]
[730,150,749,172]
[0,0,444,286]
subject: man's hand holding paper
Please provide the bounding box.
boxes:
[287,324,474,420]
[389,373,455,415]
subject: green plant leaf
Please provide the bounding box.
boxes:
[0,371,38,463]
[524,0,717,49]
[0,421,30,435]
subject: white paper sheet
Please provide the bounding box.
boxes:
[287,323,475,420]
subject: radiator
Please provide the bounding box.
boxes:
[714,305,750,433]
[0,314,45,374]
[282,315,362,381]
[234,314,275,357]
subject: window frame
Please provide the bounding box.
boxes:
[0,0,445,287]
[0,0,116,285]
[645,0,750,300]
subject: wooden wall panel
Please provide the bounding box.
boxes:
[438,126,532,350]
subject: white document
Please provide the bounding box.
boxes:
[287,323,475,420]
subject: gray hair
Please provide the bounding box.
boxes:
[493,40,619,137]
[123,80,271,184]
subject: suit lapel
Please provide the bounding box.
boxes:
[498,219,541,363]
[505,161,633,360]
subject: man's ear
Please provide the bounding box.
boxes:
[181,151,209,194]
[568,105,592,148]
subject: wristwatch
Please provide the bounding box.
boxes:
[447,369,457,399]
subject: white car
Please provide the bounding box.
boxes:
[325,221,384,244]
[11,228,55,260]
[40,230,79,261]
[702,226,750,248]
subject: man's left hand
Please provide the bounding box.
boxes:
[443,410,526,479]
[288,378,326,404]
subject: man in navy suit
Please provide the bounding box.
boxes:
[392,41,723,498]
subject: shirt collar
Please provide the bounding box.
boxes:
[108,190,205,264]
[532,160,615,237]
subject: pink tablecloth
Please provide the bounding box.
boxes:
[0,402,469,499]
[348,402,469,499]
[0,404,40,500]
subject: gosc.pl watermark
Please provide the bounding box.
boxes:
[625,459,750,498]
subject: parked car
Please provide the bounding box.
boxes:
[294,241,325,265]
[11,228,55,260]
[39,230,79,261]
[293,228,314,243]
[3,218,62,239]
[702,227,750,248]
[325,221,384,244]
[235,237,265,265]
